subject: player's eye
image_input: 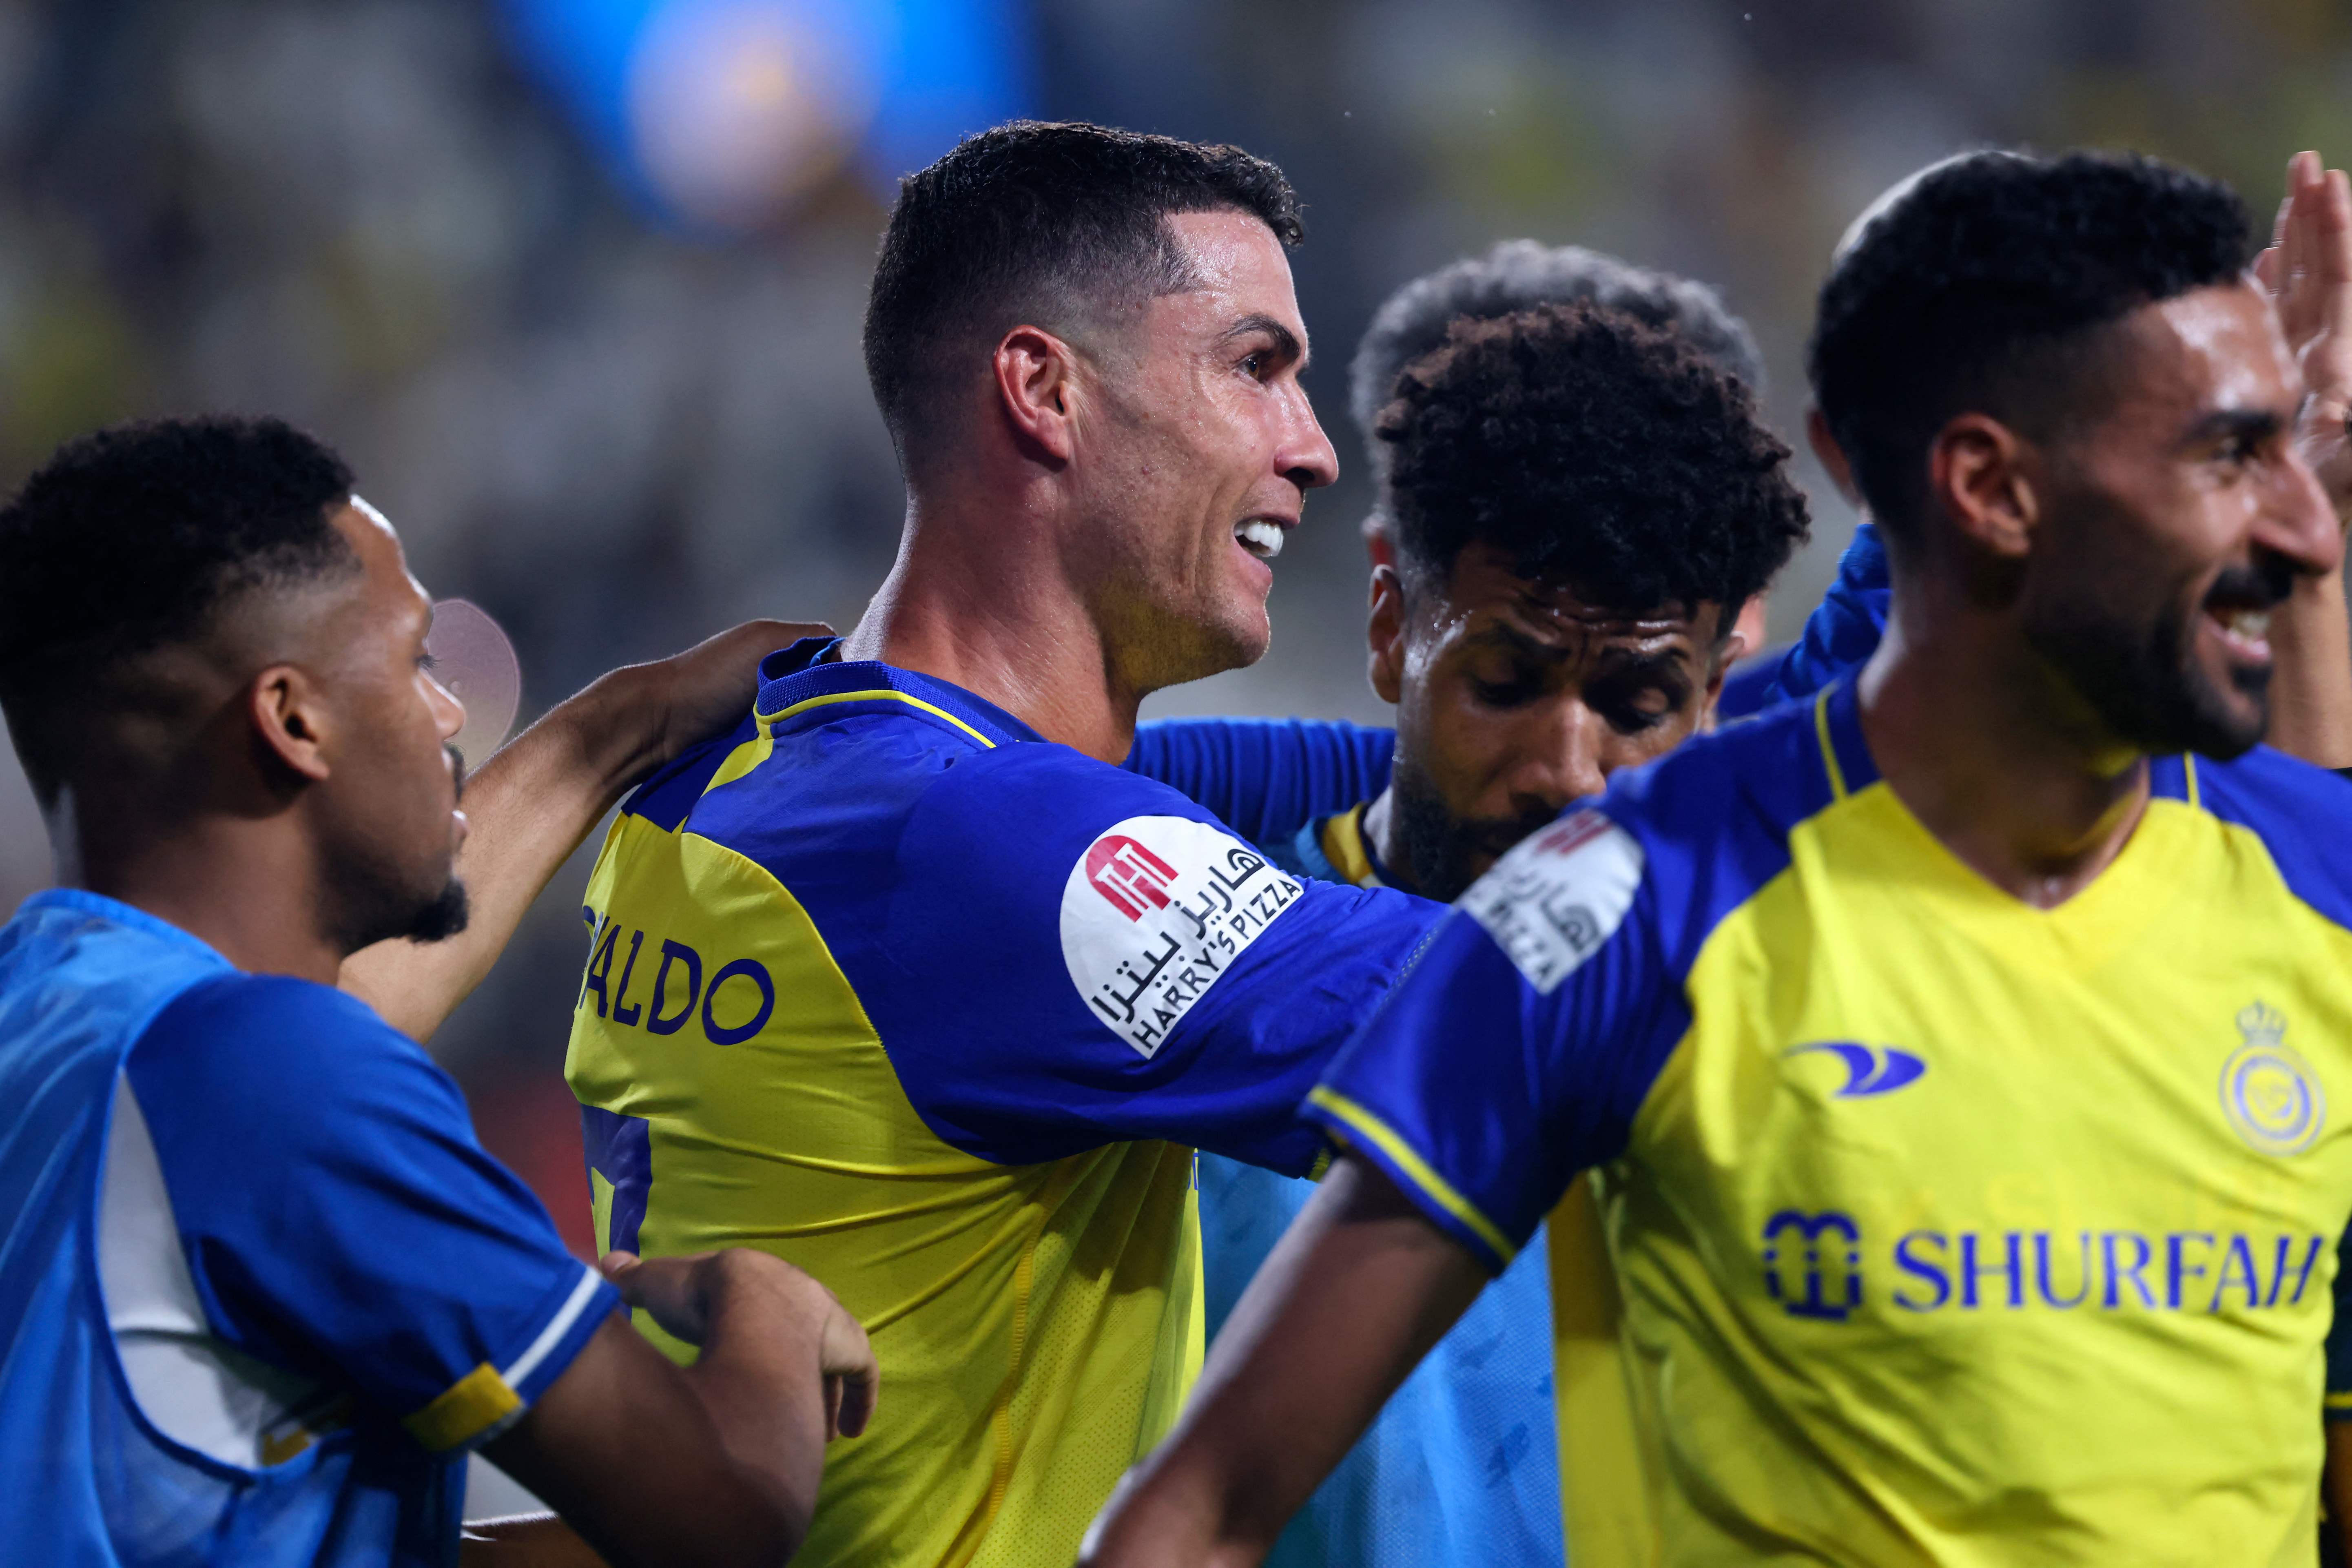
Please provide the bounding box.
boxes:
[417,651,441,674]
[1468,667,1544,709]
[1239,350,1268,379]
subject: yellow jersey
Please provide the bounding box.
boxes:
[1313,682,2352,1566]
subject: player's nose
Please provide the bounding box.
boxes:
[1276,385,1340,494]
[2257,443,2343,580]
[1507,705,1610,813]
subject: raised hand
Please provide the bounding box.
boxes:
[2255,149,2352,518]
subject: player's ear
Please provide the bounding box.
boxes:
[992,325,1081,466]
[1806,405,1861,507]
[1367,564,1407,706]
[247,664,334,785]
[1701,601,1747,728]
[1928,412,2037,561]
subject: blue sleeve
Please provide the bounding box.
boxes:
[1123,717,1395,847]
[854,744,1444,1177]
[1718,522,1889,720]
[1305,806,1686,1271]
[127,974,620,1453]
[2329,1222,2352,1420]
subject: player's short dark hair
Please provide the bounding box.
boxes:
[0,415,357,799]
[1349,240,1766,464]
[1378,303,1809,622]
[863,120,1305,457]
[1808,149,2251,544]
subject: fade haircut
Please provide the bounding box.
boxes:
[1350,240,1765,490]
[0,416,357,802]
[863,120,1305,462]
[1378,303,1808,623]
[1808,149,2251,546]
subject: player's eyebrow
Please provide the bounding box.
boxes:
[2179,405,2285,449]
[1225,313,1307,372]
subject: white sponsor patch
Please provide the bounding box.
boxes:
[1062,815,1305,1058]
[1460,810,1644,994]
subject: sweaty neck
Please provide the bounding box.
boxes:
[842,490,1143,762]
[50,785,346,983]
[1856,571,2151,910]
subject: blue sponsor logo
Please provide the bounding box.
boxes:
[578,908,775,1048]
[1787,1041,1926,1098]
[1762,1209,1863,1320]
[1756,1208,2329,1318]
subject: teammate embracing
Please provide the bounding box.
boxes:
[1087,149,2352,1568]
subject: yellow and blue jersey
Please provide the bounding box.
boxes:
[565,644,1440,1568]
[1315,680,2352,1566]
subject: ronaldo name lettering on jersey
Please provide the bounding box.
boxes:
[1759,1209,2329,1319]
[575,908,777,1048]
[1061,815,1304,1058]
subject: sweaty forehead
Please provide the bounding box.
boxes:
[1160,209,1306,332]
[329,500,430,632]
[1435,543,1711,644]
[2122,281,2294,423]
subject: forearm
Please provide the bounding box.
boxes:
[458,1512,611,1568]
[341,667,662,1040]
[2267,564,2352,768]
[680,1256,839,1546]
[1081,1156,1486,1567]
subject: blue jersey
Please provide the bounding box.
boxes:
[0,890,616,1568]
[1129,722,1562,1568]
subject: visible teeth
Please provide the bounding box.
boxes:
[1235,520,1285,560]
[2221,608,2272,640]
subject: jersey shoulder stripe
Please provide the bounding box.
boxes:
[2183,744,2352,932]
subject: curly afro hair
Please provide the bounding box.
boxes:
[1378,302,1809,619]
[1809,149,2249,545]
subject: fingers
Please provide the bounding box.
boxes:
[598,1250,643,1302]
[819,1303,879,1439]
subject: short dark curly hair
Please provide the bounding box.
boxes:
[1809,149,2250,545]
[1379,303,1809,620]
[0,415,357,800]
[864,120,1304,461]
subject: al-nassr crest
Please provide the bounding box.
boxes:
[2220,1001,2325,1157]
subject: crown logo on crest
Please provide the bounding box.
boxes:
[2238,1001,2287,1049]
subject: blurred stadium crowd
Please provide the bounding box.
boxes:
[3,0,2351,1246]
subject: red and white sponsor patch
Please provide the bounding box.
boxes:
[1460,809,1644,994]
[1061,815,1304,1058]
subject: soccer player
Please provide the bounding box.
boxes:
[563,122,1447,1568]
[1084,148,2352,1568]
[0,416,875,1568]
[1128,287,1809,1568]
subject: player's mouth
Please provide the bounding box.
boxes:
[2199,561,2288,668]
[1234,518,1289,561]
[2205,603,2272,664]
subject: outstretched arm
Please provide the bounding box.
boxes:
[341,620,825,1040]
[2257,150,2352,768]
[1079,1156,1486,1568]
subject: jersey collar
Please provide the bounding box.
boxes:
[754,639,1045,750]
[16,888,233,967]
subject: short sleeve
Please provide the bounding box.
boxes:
[1123,717,1395,847]
[849,743,1445,1176]
[126,974,620,1453]
[1305,809,1689,1271]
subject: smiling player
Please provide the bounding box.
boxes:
[1087,148,2352,1568]
[564,122,1445,1568]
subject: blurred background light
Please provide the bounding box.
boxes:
[496,0,1033,232]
